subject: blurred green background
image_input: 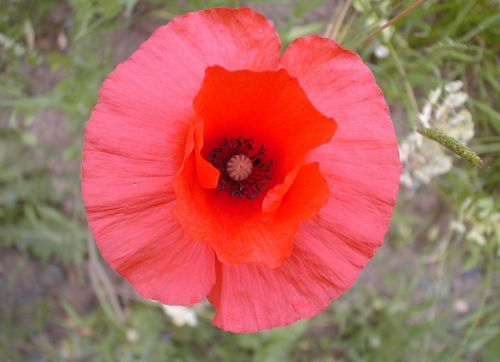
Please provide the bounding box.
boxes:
[1,0,499,361]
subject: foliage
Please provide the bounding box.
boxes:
[0,0,498,361]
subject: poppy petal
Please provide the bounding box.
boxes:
[208,238,344,333]
[194,66,335,179]
[173,152,330,269]
[172,66,335,267]
[281,36,401,246]
[82,8,281,304]
[208,36,401,332]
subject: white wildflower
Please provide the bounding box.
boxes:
[162,305,198,327]
[353,0,371,12]
[354,0,391,14]
[429,87,442,104]
[411,143,453,183]
[447,110,474,141]
[126,328,139,343]
[456,197,500,250]
[419,102,432,127]
[0,33,25,56]
[0,33,15,48]
[445,92,468,108]
[445,80,463,93]
[400,171,415,189]
[434,102,450,123]
[374,44,389,58]
[453,299,469,314]
[450,220,466,234]
[399,80,475,188]
[400,132,453,187]
[467,229,486,245]
[381,24,394,41]
[57,31,69,51]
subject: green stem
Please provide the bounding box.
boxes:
[387,41,420,129]
[452,245,495,359]
[351,0,428,48]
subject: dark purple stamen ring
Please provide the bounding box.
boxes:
[208,137,273,199]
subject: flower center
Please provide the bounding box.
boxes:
[208,137,273,199]
[226,154,253,181]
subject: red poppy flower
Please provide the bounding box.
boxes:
[82,7,401,333]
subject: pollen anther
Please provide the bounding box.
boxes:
[226,154,253,181]
[209,137,273,199]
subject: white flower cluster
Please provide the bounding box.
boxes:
[123,303,202,344]
[0,33,25,56]
[451,197,500,250]
[353,0,393,58]
[161,304,199,327]
[399,81,475,189]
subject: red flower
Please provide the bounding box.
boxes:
[82,7,401,333]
